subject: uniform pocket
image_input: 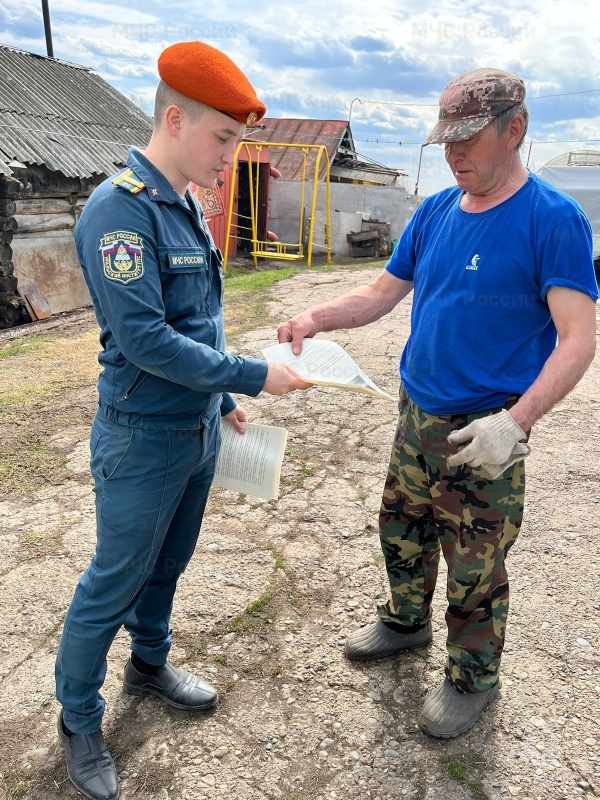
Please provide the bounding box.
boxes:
[91,421,135,481]
[117,368,148,402]
[90,424,102,465]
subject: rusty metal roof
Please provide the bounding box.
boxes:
[0,44,152,179]
[245,118,350,181]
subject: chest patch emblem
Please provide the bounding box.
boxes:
[99,231,144,284]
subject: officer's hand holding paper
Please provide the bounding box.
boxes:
[262,338,394,401]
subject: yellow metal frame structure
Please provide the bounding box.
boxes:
[223,141,331,270]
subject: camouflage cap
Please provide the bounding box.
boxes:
[424,68,526,145]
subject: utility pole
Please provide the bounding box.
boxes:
[41,0,54,58]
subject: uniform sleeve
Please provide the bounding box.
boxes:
[537,212,599,302]
[77,190,268,397]
[220,392,237,415]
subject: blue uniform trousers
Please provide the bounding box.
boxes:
[55,406,220,734]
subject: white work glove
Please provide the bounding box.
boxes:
[447,409,531,480]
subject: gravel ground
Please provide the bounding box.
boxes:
[1,266,599,800]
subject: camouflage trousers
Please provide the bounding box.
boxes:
[378,388,525,693]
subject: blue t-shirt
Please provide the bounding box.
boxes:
[386,173,598,415]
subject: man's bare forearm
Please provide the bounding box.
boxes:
[510,334,596,431]
[312,286,400,331]
[296,271,413,336]
[510,286,597,431]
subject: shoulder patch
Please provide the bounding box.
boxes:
[112,169,146,194]
[99,231,145,284]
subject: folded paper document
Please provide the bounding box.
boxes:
[262,338,395,401]
[213,422,287,500]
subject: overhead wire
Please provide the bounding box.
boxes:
[0,86,597,156]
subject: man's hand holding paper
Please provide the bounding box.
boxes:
[277,312,318,356]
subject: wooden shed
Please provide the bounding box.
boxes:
[0,44,152,328]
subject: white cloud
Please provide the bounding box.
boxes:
[1,0,599,193]
[51,0,157,25]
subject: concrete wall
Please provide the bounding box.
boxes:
[267,180,418,259]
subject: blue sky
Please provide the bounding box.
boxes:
[1,0,600,195]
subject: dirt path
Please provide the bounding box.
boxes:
[1,267,599,800]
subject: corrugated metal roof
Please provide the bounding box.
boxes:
[330,165,400,186]
[245,118,349,181]
[0,44,152,178]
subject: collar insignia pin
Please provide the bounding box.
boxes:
[151,188,159,196]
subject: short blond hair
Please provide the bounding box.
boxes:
[153,80,206,128]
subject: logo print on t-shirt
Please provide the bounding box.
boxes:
[466,254,480,271]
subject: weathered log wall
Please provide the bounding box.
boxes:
[0,165,105,328]
[0,177,20,328]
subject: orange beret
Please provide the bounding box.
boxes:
[158,41,266,126]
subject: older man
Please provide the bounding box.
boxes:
[278,68,597,738]
[55,41,309,800]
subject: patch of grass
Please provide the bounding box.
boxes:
[246,589,277,614]
[45,614,66,639]
[446,760,466,781]
[20,530,44,546]
[241,660,265,676]
[366,418,396,434]
[0,336,54,359]
[228,614,243,630]
[3,766,34,798]
[222,587,279,634]
[0,329,100,415]
[289,460,316,491]
[289,596,302,609]
[127,762,172,796]
[265,542,291,574]
[19,530,64,561]
[470,783,490,800]
[439,756,489,800]
[191,639,208,658]
[0,444,69,495]
[215,652,228,665]
[0,383,60,412]
[360,560,379,569]
[224,266,297,292]
[218,680,236,700]
[223,266,296,335]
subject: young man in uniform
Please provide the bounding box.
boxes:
[278,68,597,739]
[55,41,309,800]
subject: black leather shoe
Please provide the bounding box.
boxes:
[57,712,119,800]
[123,660,218,710]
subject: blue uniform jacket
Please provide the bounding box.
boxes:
[76,148,268,429]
